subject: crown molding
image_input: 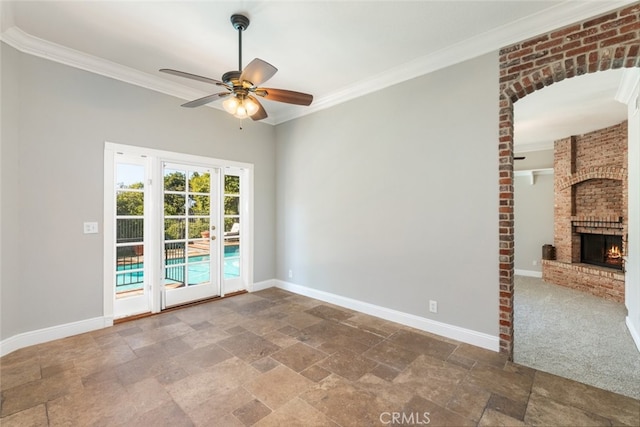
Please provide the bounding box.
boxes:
[272,0,637,124]
[1,1,634,125]
[0,27,283,124]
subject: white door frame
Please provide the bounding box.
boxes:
[104,142,254,322]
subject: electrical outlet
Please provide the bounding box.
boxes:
[288,269,293,279]
[532,260,537,266]
[429,300,438,313]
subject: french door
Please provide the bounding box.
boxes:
[162,163,220,308]
[112,156,153,318]
[104,143,253,321]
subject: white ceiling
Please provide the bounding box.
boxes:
[514,68,628,152]
[0,1,633,146]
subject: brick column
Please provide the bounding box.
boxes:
[497,3,639,358]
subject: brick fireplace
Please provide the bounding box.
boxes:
[542,121,627,303]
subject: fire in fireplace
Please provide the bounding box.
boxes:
[581,234,623,270]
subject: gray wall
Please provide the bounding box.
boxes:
[514,149,553,171]
[275,53,500,335]
[514,173,554,273]
[1,44,21,342]
[0,44,277,340]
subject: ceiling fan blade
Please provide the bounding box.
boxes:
[160,69,226,86]
[240,58,278,87]
[181,92,230,108]
[256,88,313,106]
[249,96,268,121]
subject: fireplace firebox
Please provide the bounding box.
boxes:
[581,234,623,270]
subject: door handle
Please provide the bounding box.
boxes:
[211,236,216,240]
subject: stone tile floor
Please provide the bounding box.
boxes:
[1,288,638,426]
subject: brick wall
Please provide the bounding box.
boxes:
[544,121,628,303]
[498,4,639,356]
[542,260,624,302]
[575,179,623,217]
[575,122,627,170]
[553,121,628,264]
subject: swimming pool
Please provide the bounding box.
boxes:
[116,245,240,292]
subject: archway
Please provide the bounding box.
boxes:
[497,3,640,357]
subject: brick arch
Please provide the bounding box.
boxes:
[497,4,639,358]
[557,166,627,190]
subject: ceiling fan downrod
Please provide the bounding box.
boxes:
[231,14,250,72]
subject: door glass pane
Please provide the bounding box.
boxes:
[165,242,185,264]
[165,242,185,289]
[224,196,239,215]
[190,195,210,215]
[224,218,240,236]
[116,271,144,297]
[116,191,144,215]
[116,246,144,267]
[117,218,144,243]
[188,218,210,239]
[189,171,210,193]
[165,265,185,289]
[164,169,186,191]
[164,194,186,215]
[188,262,210,286]
[224,242,240,279]
[165,219,185,240]
[188,245,210,260]
[225,175,239,194]
[117,164,145,189]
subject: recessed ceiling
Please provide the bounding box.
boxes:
[0,0,634,134]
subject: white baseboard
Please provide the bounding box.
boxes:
[0,280,503,357]
[515,269,543,278]
[274,279,499,352]
[250,279,277,292]
[625,316,640,353]
[0,317,110,357]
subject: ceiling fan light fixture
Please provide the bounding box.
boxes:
[244,97,259,116]
[223,95,259,119]
[222,96,240,114]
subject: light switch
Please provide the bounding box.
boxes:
[83,222,99,234]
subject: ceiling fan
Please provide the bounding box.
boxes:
[160,14,313,121]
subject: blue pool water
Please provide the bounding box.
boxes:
[116,246,240,291]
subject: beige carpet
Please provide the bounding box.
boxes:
[514,275,640,399]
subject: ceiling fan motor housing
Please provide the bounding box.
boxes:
[222,70,242,85]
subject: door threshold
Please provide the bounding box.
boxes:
[113,290,248,324]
